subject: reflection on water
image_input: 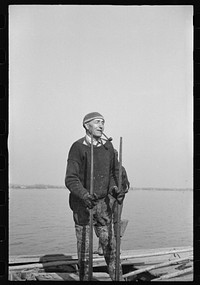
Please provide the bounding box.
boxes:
[9,188,193,256]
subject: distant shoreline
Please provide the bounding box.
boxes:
[9,184,192,191]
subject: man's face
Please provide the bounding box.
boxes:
[86,119,105,139]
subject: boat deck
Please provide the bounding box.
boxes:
[9,246,193,281]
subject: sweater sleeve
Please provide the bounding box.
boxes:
[65,142,88,200]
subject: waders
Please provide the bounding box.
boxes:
[88,133,94,281]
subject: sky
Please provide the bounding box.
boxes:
[8,5,193,189]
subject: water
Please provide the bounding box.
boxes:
[9,188,193,256]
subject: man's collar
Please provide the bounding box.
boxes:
[85,134,101,146]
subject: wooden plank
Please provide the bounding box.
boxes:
[10,253,189,273]
[9,246,191,262]
[93,248,192,267]
[9,272,24,281]
[9,246,192,265]
[9,248,193,265]
[163,273,193,281]
[9,270,39,281]
[150,260,193,276]
[152,266,193,281]
[35,272,112,282]
[35,272,80,281]
[93,272,112,281]
[9,253,78,265]
[122,256,193,279]
[9,251,193,274]
[35,273,64,281]
[119,247,192,261]
[9,260,78,271]
[120,245,192,258]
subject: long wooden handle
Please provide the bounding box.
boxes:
[115,137,122,281]
[88,133,94,281]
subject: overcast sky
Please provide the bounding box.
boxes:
[8,5,193,188]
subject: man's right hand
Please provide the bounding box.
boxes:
[82,192,98,209]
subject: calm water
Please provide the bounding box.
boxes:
[9,188,193,256]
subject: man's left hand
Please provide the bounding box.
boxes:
[109,186,125,204]
[116,191,125,204]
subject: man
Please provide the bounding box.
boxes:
[65,112,126,281]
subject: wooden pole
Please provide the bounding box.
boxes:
[115,137,122,281]
[88,133,94,281]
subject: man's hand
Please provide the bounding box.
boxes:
[109,186,125,205]
[122,180,130,194]
[82,192,98,209]
[110,186,120,197]
[122,167,130,193]
[116,191,125,204]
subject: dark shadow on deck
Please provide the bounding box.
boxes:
[39,254,77,273]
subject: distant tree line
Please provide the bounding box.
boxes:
[9,184,192,191]
[9,184,65,189]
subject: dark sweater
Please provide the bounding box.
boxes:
[65,137,119,205]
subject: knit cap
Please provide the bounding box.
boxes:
[83,112,105,125]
